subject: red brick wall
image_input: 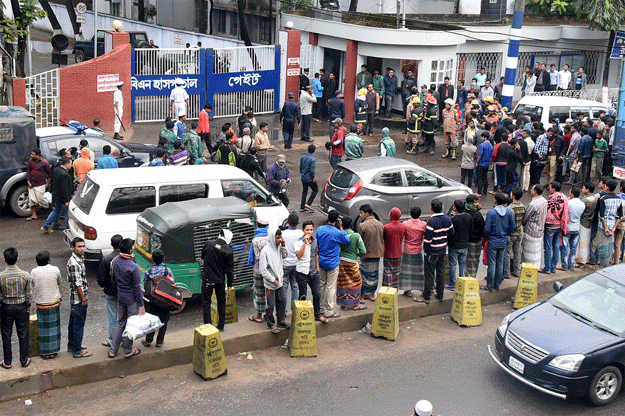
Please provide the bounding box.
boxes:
[109,30,129,49]
[344,40,358,123]
[283,30,301,103]
[58,43,132,131]
[12,79,26,108]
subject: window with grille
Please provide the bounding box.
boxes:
[230,13,238,36]
[431,59,453,85]
[456,53,502,86]
[217,10,227,34]
[259,18,271,44]
[110,2,120,16]
[0,124,13,144]
[515,51,599,86]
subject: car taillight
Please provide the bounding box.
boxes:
[84,226,97,240]
[345,179,363,201]
[324,173,332,191]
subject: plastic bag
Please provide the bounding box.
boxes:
[122,313,163,341]
[42,192,52,208]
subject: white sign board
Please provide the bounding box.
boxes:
[76,15,86,24]
[287,57,299,66]
[614,166,625,180]
[76,2,87,14]
[97,74,120,92]
[287,68,299,76]
[173,32,183,46]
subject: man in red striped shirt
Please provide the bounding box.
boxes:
[198,103,212,155]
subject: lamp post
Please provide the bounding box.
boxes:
[94,0,98,58]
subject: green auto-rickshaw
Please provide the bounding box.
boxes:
[134,197,256,312]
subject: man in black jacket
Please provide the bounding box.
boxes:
[465,194,485,278]
[41,157,73,233]
[201,229,234,330]
[237,106,253,137]
[239,147,265,181]
[96,234,122,348]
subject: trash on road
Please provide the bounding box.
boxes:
[356,322,371,334]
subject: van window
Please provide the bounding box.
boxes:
[591,108,608,119]
[514,104,543,120]
[221,179,270,206]
[548,106,570,123]
[106,186,156,214]
[159,184,208,204]
[73,177,100,215]
[570,108,589,120]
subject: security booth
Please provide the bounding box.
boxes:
[134,197,256,312]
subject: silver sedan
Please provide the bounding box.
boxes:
[319,157,472,223]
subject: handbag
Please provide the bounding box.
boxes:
[144,275,184,312]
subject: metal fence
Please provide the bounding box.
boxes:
[516,51,601,86]
[525,87,619,104]
[134,95,202,124]
[456,52,503,85]
[134,48,201,76]
[213,46,276,73]
[23,69,60,128]
[213,89,275,118]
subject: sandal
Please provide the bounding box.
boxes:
[413,296,429,304]
[480,285,492,292]
[102,341,111,347]
[326,313,341,319]
[317,316,328,324]
[25,217,36,221]
[21,358,31,368]
[141,340,151,348]
[123,348,141,359]
[108,352,116,359]
[353,304,368,310]
[155,343,163,348]
[248,315,263,323]
[74,350,93,358]
[269,326,281,334]
[0,361,11,369]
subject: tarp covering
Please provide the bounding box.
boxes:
[0,106,37,170]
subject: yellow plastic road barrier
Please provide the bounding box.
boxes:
[29,314,40,357]
[193,324,228,380]
[370,286,399,341]
[211,287,238,324]
[450,276,483,326]
[288,300,317,357]
[513,263,539,309]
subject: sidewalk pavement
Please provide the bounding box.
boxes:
[0,268,586,402]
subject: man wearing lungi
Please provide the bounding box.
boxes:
[522,185,548,266]
[383,208,406,289]
[595,179,623,268]
[26,149,51,221]
[577,182,597,267]
[401,207,427,299]
[465,195,485,278]
[357,204,385,302]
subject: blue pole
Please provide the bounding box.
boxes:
[501,0,525,110]
[615,58,625,170]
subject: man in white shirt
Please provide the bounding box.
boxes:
[558,64,572,90]
[299,85,317,142]
[113,81,124,140]
[281,213,304,313]
[293,220,324,322]
[170,78,189,118]
[475,67,487,88]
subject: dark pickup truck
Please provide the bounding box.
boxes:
[73,30,151,62]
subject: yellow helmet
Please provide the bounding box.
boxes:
[412,96,421,104]
[358,88,367,95]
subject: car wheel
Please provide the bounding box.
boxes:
[75,50,86,63]
[170,299,186,315]
[588,365,622,406]
[9,185,31,217]
[136,41,150,49]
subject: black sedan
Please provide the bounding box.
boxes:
[489,265,625,406]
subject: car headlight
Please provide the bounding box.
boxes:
[548,354,585,372]
[498,313,510,337]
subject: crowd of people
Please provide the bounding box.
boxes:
[522,62,588,94]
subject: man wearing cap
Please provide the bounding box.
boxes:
[267,155,291,207]
[406,97,423,154]
[413,400,437,416]
[163,119,178,153]
[299,85,316,142]
[442,98,460,160]
[422,96,439,156]
[327,90,345,139]
[170,78,189,118]
[344,125,365,161]
[201,229,234,331]
[113,81,124,141]
[327,118,348,169]
[280,92,301,149]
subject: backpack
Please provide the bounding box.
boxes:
[144,270,184,312]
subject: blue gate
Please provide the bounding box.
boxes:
[131,45,281,122]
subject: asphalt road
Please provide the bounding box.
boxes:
[2,298,623,415]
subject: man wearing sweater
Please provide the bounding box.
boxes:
[483,193,516,292]
[416,199,454,303]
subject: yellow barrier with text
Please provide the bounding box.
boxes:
[370,286,399,341]
[514,263,538,309]
[450,276,483,326]
[211,287,238,324]
[29,314,40,357]
[288,300,317,357]
[193,324,228,380]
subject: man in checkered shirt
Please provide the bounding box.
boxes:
[66,237,92,358]
[596,179,623,268]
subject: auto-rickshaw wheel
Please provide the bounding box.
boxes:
[170,299,187,315]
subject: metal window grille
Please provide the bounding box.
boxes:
[300,44,319,77]
[134,48,201,76]
[584,51,600,84]
[213,46,275,73]
[134,94,201,123]
[213,89,275,118]
[516,51,600,86]
[192,218,256,288]
[23,68,60,128]
[0,124,14,144]
[455,53,502,85]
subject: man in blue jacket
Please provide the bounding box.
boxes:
[300,144,317,213]
[483,193,516,292]
[383,68,398,118]
[312,72,324,121]
[327,90,345,139]
[280,92,301,149]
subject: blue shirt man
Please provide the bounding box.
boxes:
[477,137,493,167]
[312,77,324,98]
[96,147,119,169]
[174,119,186,140]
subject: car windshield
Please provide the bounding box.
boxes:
[329,167,359,188]
[550,273,625,336]
[514,104,543,119]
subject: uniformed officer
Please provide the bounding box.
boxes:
[113,81,124,141]
[170,78,189,118]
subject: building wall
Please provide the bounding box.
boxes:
[156,0,199,32]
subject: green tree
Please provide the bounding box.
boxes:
[0,0,47,77]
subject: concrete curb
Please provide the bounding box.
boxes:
[0,269,583,402]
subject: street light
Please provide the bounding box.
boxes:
[112,20,123,31]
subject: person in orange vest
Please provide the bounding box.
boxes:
[73,148,93,185]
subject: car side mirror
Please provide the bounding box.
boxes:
[437,178,444,188]
[553,281,563,292]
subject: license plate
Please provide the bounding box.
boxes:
[509,355,525,374]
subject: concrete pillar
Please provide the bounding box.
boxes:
[108,30,130,49]
[345,40,358,123]
[12,79,26,108]
[282,29,301,103]
[309,33,318,46]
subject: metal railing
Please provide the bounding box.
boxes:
[525,88,619,104]
[134,94,201,123]
[134,48,201,76]
[213,46,275,73]
[456,52,503,85]
[24,69,60,128]
[212,89,275,118]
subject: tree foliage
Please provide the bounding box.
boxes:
[585,0,625,32]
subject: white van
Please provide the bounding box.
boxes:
[63,165,289,261]
[513,96,609,127]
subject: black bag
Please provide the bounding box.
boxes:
[144,275,184,312]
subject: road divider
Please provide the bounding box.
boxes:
[451,275,482,326]
[513,263,538,309]
[193,324,228,380]
[370,286,399,341]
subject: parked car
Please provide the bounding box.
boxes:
[135,197,257,311]
[489,265,625,406]
[513,96,608,128]
[319,157,471,224]
[64,165,289,261]
[37,126,155,169]
[73,29,150,63]
[0,106,37,217]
